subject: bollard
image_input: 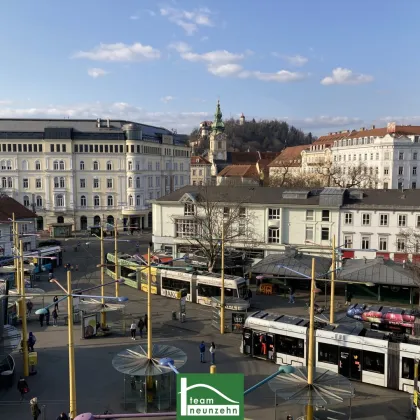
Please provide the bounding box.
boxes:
[41,404,46,420]
[210,365,216,374]
[172,311,177,320]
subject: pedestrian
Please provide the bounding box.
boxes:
[209,342,216,365]
[144,313,148,331]
[28,332,36,352]
[75,264,79,271]
[17,376,29,401]
[45,308,50,326]
[56,412,69,420]
[130,321,137,340]
[199,341,206,363]
[288,287,295,304]
[52,308,58,326]
[53,295,59,313]
[39,313,44,327]
[345,291,353,306]
[137,318,145,338]
[30,397,41,420]
[48,272,53,280]
[26,300,33,316]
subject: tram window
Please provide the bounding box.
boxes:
[318,343,338,365]
[162,276,191,294]
[402,357,414,380]
[275,334,304,358]
[363,351,385,374]
[197,283,237,298]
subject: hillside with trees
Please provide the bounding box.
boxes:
[189,118,315,153]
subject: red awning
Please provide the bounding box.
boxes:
[376,252,390,260]
[393,253,408,263]
[341,250,355,258]
[412,254,420,263]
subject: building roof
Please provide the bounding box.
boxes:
[190,156,211,165]
[217,164,259,178]
[313,131,350,146]
[0,195,37,220]
[336,257,416,287]
[268,145,310,167]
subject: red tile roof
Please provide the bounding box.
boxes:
[218,164,259,178]
[230,151,280,165]
[268,145,310,167]
[191,156,211,165]
[0,195,37,220]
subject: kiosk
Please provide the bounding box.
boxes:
[211,297,250,333]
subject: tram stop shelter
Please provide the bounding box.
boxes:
[112,344,187,413]
[211,297,250,333]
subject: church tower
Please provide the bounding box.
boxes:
[209,100,227,164]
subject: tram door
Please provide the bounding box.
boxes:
[339,347,362,381]
[252,331,274,361]
[243,329,252,355]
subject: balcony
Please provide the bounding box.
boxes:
[122,204,151,216]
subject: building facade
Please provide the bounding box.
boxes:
[0,118,191,232]
[190,156,212,186]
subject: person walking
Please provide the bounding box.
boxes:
[144,314,148,331]
[345,291,353,306]
[130,321,137,340]
[209,342,216,365]
[28,332,36,352]
[199,341,206,363]
[30,397,41,420]
[45,308,50,326]
[52,308,58,326]
[56,412,69,420]
[17,376,29,401]
[53,295,59,313]
[137,318,145,338]
[26,300,33,317]
[288,287,295,304]
[39,312,44,327]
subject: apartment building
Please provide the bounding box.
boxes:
[0,118,191,232]
[190,156,212,186]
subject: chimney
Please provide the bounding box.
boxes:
[360,127,365,131]
[387,122,396,134]
[97,118,101,128]
[106,118,110,128]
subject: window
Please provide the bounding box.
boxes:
[413,167,417,175]
[239,207,246,218]
[59,177,65,188]
[7,177,12,188]
[192,169,196,176]
[80,195,86,207]
[107,161,112,171]
[128,177,133,188]
[376,153,379,160]
[94,195,100,207]
[54,177,59,188]
[56,144,61,152]
[36,178,42,188]
[398,182,403,190]
[384,167,389,175]
[36,196,42,207]
[136,195,141,206]
[175,219,198,238]
[268,227,280,244]
[1,177,6,188]
[318,343,338,365]
[268,208,280,220]
[93,178,99,189]
[148,176,153,187]
[35,161,41,170]
[128,161,133,171]
[21,160,28,170]
[361,236,370,250]
[50,144,55,152]
[94,145,98,153]
[379,237,387,251]
[184,203,195,216]
[99,145,103,153]
[59,160,64,170]
[23,178,29,188]
[80,179,86,188]
[322,210,330,222]
[344,213,353,225]
[53,161,59,170]
[23,195,30,207]
[180,175,184,185]
[161,276,191,295]
[417,215,420,228]
[344,235,352,248]
[379,214,388,226]
[62,145,66,152]
[399,152,404,160]
[402,358,415,380]
[107,195,113,207]
[363,351,384,374]
[321,227,329,241]
[398,214,407,227]
[306,210,314,221]
[93,161,99,170]
[412,182,417,189]
[55,194,64,207]
[180,163,183,171]
[128,195,133,206]
[80,161,85,170]
[156,176,160,187]
[136,177,141,188]
[416,136,420,144]
[107,178,113,188]
[275,334,304,358]
[148,162,153,171]
[414,152,418,160]
[362,213,370,226]
[399,166,403,175]
[305,226,314,242]
[397,238,406,252]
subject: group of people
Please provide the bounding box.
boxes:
[38,296,59,327]
[199,341,216,365]
[130,314,148,340]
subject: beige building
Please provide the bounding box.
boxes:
[269,144,310,183]
[0,118,191,232]
[190,156,211,185]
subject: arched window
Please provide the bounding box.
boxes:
[107,215,114,226]
[107,195,113,207]
[23,195,30,207]
[128,195,133,206]
[0,160,5,170]
[136,195,141,206]
[53,161,59,170]
[136,177,140,188]
[60,177,65,188]
[36,196,43,207]
[22,160,28,171]
[128,177,133,188]
[57,216,64,223]
[1,177,6,188]
[106,161,112,171]
[35,161,41,170]
[6,160,12,170]
[94,195,100,207]
[80,161,85,170]
[128,161,133,171]
[55,194,64,207]
[93,215,101,226]
[59,160,65,170]
[80,195,87,207]
[7,177,12,188]
[93,161,99,171]
[54,177,59,188]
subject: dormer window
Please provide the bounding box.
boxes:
[184,203,195,216]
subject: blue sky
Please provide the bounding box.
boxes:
[0,0,419,135]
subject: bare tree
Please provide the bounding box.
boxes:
[173,186,261,272]
[269,165,324,188]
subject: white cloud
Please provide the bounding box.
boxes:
[0,100,12,105]
[181,49,244,64]
[130,15,139,20]
[161,96,175,103]
[286,116,363,130]
[283,55,308,67]
[160,7,213,35]
[321,68,374,85]
[251,70,306,82]
[208,64,243,77]
[87,68,108,78]
[73,42,160,62]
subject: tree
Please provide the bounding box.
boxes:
[174,186,261,272]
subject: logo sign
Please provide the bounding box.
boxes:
[177,373,244,419]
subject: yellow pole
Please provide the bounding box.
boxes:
[67,270,77,419]
[210,365,216,374]
[13,214,18,293]
[147,248,152,359]
[114,219,119,298]
[220,223,225,335]
[20,240,29,377]
[100,223,106,327]
[330,235,336,324]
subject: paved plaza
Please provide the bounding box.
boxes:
[0,236,414,419]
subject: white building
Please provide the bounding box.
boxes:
[0,118,191,232]
[190,156,212,186]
